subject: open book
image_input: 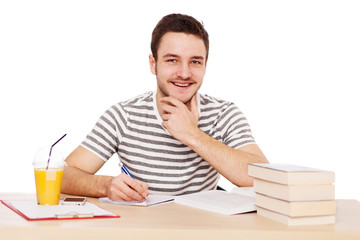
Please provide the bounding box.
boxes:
[99,194,174,207]
[174,188,256,215]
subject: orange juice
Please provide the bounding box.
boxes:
[34,168,63,205]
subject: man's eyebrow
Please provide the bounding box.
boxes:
[163,53,179,58]
[162,53,204,60]
[192,56,204,60]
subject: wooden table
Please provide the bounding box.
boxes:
[1,193,360,240]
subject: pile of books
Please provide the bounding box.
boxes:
[248,163,336,226]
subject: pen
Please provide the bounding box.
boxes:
[119,163,149,201]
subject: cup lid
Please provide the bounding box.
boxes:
[33,146,64,169]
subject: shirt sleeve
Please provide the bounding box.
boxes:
[217,103,256,149]
[81,104,126,161]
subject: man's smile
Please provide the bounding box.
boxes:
[171,81,194,88]
[172,82,192,87]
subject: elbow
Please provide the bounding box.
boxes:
[232,175,255,187]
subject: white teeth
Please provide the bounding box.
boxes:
[174,83,190,87]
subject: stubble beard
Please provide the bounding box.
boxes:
[155,66,197,105]
[156,77,197,105]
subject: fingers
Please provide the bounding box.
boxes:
[159,95,199,144]
[161,104,177,115]
[159,96,195,118]
[160,97,184,109]
[160,96,198,114]
[108,174,149,201]
[138,181,149,198]
[159,98,182,121]
[190,95,199,118]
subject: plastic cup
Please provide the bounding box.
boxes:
[33,146,65,205]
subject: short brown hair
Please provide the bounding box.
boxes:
[151,13,209,62]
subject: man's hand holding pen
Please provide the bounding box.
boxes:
[107,165,149,202]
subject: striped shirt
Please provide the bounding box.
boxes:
[82,91,255,195]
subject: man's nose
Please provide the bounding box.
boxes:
[176,63,192,79]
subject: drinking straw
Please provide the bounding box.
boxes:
[46,134,67,170]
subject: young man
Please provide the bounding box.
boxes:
[61,13,268,201]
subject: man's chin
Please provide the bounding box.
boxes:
[157,87,196,104]
[172,94,195,104]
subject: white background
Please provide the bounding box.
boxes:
[1,0,359,200]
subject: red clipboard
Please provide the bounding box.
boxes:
[1,199,120,221]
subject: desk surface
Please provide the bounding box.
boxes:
[1,193,360,240]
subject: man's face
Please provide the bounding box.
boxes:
[150,32,207,104]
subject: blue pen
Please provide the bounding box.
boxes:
[119,163,149,201]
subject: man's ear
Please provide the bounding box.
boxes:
[149,54,156,75]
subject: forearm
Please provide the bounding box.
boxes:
[185,129,268,186]
[159,96,267,186]
[61,166,114,197]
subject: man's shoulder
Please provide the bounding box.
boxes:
[110,91,154,109]
[121,91,154,105]
[105,91,154,116]
[199,93,233,108]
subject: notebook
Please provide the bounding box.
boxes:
[99,194,174,206]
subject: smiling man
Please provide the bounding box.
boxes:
[61,13,268,201]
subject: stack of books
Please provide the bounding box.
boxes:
[248,163,336,226]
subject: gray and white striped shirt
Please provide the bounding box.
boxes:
[82,91,255,195]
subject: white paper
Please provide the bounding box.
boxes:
[174,190,256,215]
[99,194,174,207]
[230,186,256,198]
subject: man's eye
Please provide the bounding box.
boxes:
[167,59,177,63]
[192,60,202,65]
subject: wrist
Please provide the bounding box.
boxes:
[184,128,208,149]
